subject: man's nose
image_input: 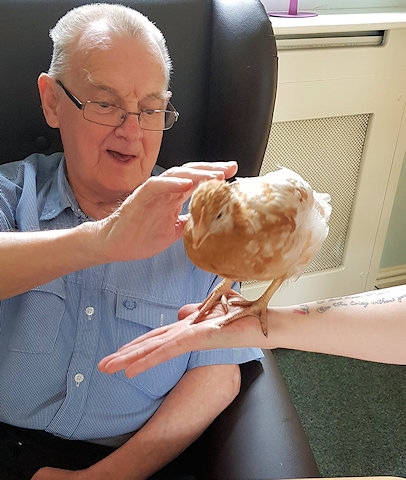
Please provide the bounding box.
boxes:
[115,113,143,138]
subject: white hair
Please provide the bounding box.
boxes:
[48,3,172,85]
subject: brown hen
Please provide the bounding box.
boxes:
[183,167,331,335]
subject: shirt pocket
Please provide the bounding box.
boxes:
[5,279,66,354]
[114,293,189,398]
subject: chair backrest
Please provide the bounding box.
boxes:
[0,0,277,177]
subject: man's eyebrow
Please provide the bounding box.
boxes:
[141,92,171,102]
[86,80,121,97]
[88,81,169,103]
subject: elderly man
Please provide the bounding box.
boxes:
[0,4,261,479]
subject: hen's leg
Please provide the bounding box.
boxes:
[218,278,286,336]
[192,278,234,323]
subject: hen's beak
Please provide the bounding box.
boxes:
[192,206,210,249]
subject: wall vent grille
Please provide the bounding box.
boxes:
[243,113,370,286]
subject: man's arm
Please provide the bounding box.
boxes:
[0,177,191,299]
[0,161,238,299]
[33,364,241,480]
[0,225,100,300]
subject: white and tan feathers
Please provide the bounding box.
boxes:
[183,167,331,335]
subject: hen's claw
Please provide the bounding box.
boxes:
[217,303,268,337]
[230,303,268,337]
[192,279,233,323]
[220,294,229,314]
[192,278,286,336]
[193,294,268,336]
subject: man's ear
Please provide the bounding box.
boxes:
[38,73,60,128]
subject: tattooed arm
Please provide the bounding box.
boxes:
[100,285,406,377]
[269,284,406,365]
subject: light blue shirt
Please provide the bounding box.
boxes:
[0,153,262,447]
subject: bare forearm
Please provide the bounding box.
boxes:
[271,285,406,364]
[99,286,406,378]
[0,179,190,299]
[0,224,101,299]
[87,365,240,480]
[0,163,239,300]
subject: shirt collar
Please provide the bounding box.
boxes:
[40,156,80,221]
[40,160,167,222]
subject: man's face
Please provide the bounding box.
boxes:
[56,34,169,205]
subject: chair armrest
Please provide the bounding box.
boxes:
[200,352,320,479]
[153,352,319,479]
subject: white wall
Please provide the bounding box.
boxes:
[380,153,406,268]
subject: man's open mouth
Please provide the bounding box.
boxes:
[108,150,136,162]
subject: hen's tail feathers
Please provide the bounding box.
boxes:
[314,192,332,221]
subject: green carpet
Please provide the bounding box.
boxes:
[273,349,406,477]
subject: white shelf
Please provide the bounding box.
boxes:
[269,9,406,35]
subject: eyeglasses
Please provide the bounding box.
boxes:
[56,80,179,131]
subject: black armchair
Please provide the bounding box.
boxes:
[0,0,319,478]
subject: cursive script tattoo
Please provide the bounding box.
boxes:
[295,286,406,315]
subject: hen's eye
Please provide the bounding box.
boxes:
[216,211,223,220]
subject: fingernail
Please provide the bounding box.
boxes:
[225,161,237,167]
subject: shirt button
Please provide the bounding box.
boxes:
[123,300,137,310]
[85,306,95,317]
[74,373,84,387]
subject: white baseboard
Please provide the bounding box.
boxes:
[375,265,406,289]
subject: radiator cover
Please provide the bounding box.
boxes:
[242,16,406,305]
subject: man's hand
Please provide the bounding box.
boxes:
[95,161,238,262]
[99,293,269,378]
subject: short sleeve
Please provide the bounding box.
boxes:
[187,346,263,370]
[0,182,16,231]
